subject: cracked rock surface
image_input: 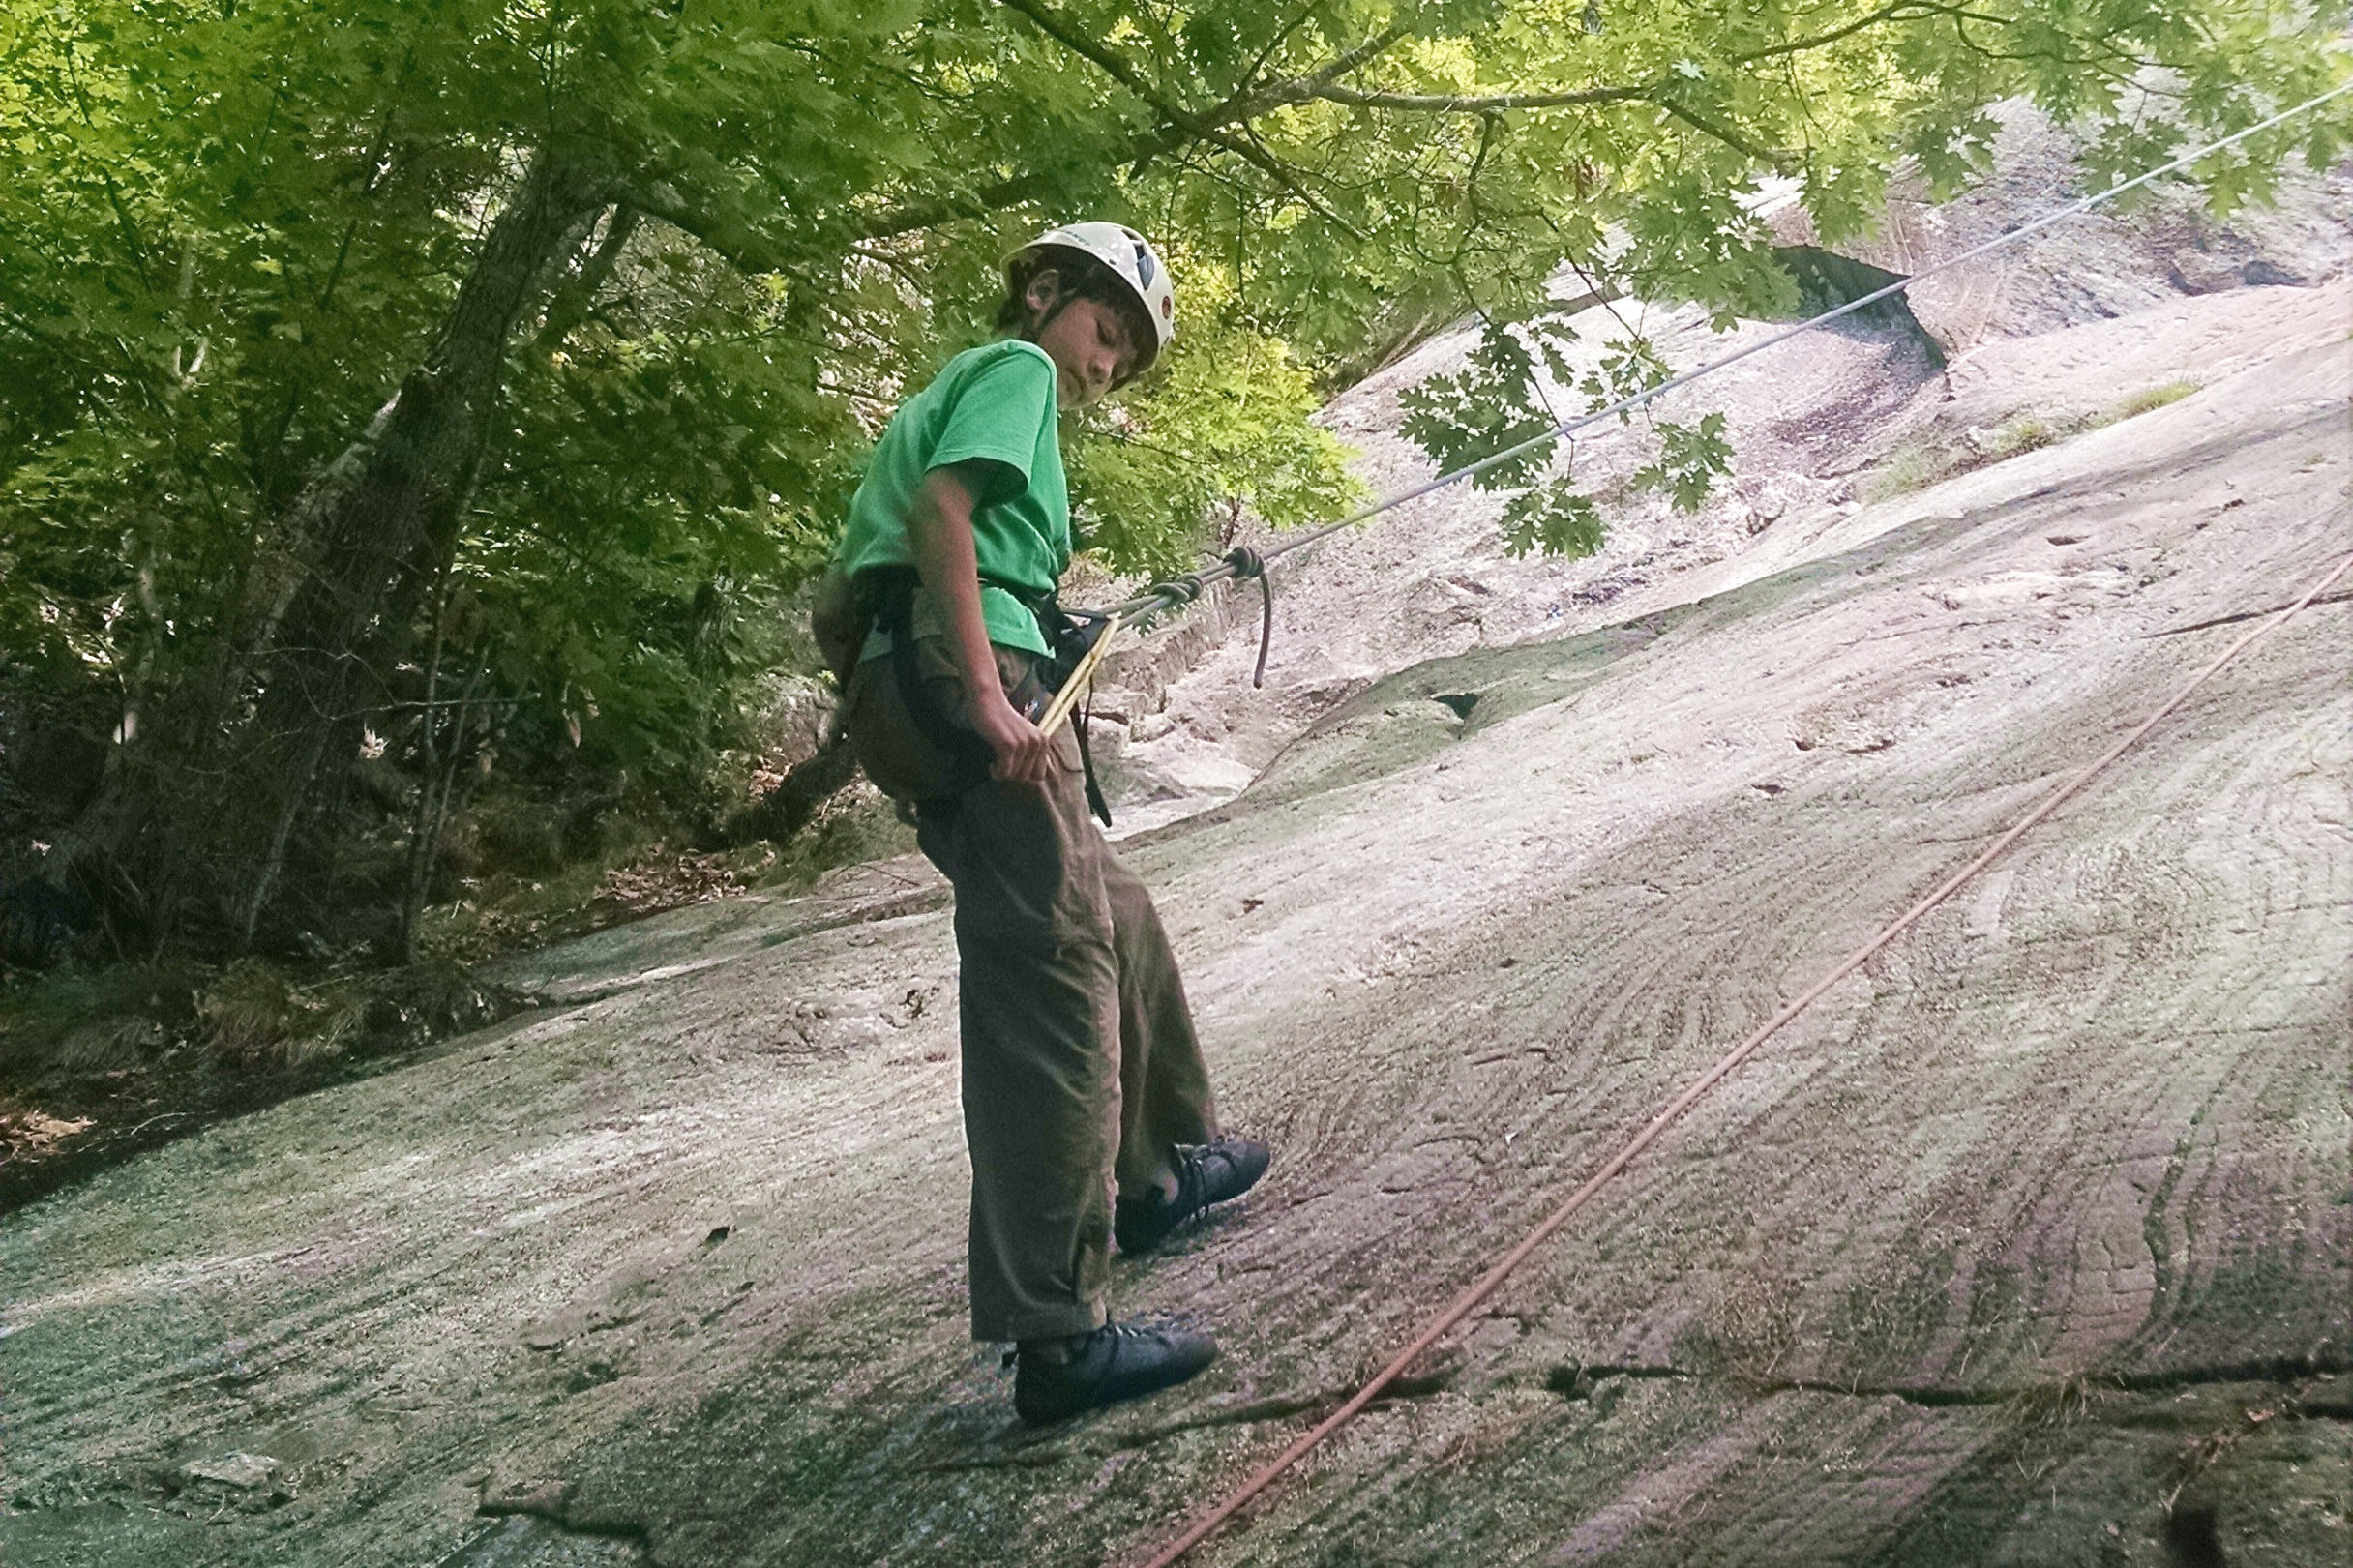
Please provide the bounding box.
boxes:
[6,147,2350,1568]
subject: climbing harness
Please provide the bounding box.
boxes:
[1115,75,2353,1568]
[1036,610,1125,741]
[858,566,995,795]
[1042,549,1270,780]
[1015,582,1121,826]
[855,566,1118,824]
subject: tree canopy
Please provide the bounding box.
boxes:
[2,0,2345,960]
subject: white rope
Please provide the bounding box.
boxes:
[1097,77,2353,620]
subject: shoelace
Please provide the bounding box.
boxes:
[1008,1321,1154,1373]
[1172,1146,1216,1212]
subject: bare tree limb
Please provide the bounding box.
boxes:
[533,204,641,354]
[1651,95,1790,170]
[1304,80,1653,112]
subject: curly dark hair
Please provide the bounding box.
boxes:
[996,248,1159,378]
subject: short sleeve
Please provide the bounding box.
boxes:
[928,344,1057,488]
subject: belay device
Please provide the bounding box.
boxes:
[837,564,1130,826]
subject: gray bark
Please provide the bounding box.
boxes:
[54,147,613,952]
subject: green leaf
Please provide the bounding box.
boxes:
[1499,480,1604,559]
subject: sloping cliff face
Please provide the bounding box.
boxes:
[4,133,2349,1568]
[1100,104,2351,830]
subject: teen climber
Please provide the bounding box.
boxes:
[813,222,1270,1425]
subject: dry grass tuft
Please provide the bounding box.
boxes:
[0,1100,94,1161]
[2003,1371,2114,1430]
[1862,442,1959,502]
[1979,411,2072,460]
[52,1016,163,1075]
[196,960,359,1070]
[0,964,198,1080]
[1678,1271,1807,1385]
[2107,379,2197,422]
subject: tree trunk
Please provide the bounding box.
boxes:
[730,731,862,846]
[55,147,612,953]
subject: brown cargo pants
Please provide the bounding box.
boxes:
[843,633,1219,1342]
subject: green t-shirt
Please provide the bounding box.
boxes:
[833,339,1068,657]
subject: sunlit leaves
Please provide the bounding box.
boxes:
[1631,411,1731,514]
[1364,0,2348,555]
[1499,479,1603,558]
[1069,269,1364,578]
[1398,320,1563,492]
[4,0,2345,843]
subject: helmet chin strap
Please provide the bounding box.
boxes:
[1019,268,1147,389]
[1021,288,1083,399]
[1019,267,1072,340]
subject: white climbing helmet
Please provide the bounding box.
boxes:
[1007,222,1176,370]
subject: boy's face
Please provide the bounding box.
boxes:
[1027,276,1141,409]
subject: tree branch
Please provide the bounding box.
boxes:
[996,0,1171,112]
[1235,2,1325,99]
[638,15,1422,258]
[1650,94,1789,171]
[1205,127,1368,238]
[1304,20,1415,89]
[1305,80,1653,112]
[534,204,641,354]
[1195,12,1409,128]
[1729,1,1945,64]
[851,151,1177,242]
[1281,4,2003,118]
[642,0,1843,270]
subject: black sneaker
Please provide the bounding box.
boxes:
[1114,1136,1271,1255]
[1013,1320,1217,1425]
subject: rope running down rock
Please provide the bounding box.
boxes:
[1131,544,2353,1565]
[1119,74,2353,1568]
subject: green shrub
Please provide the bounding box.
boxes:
[1982,412,2061,459]
[1862,443,1960,501]
[2106,379,2198,421]
[0,964,198,1081]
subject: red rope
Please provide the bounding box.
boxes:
[1133,548,2353,1568]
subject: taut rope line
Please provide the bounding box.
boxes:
[1087,79,2353,631]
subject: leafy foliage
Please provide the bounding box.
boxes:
[1398,318,1571,493]
[1068,266,1363,578]
[1364,2,2350,538]
[0,0,2343,958]
[1632,410,1734,514]
[1500,481,1605,559]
